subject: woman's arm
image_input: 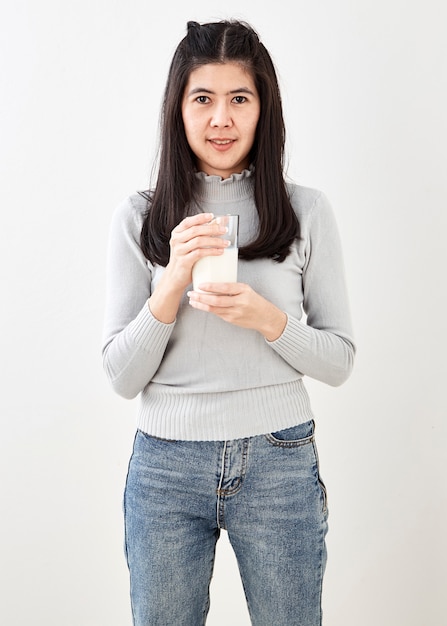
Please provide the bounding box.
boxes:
[187,192,355,386]
[101,196,175,399]
[268,192,355,386]
[102,198,231,398]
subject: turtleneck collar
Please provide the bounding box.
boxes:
[194,167,254,204]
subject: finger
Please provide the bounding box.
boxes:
[187,297,228,314]
[172,240,230,264]
[189,282,242,296]
[180,224,229,245]
[172,213,214,234]
[171,225,229,257]
[187,292,238,309]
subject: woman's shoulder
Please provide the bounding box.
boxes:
[286,181,333,223]
[111,191,149,231]
[286,181,324,210]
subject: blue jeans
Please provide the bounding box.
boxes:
[124,420,329,626]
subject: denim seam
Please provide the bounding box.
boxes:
[123,432,138,626]
[216,442,227,529]
[312,440,328,514]
[216,439,250,528]
[264,433,315,448]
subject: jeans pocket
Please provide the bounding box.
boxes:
[265,420,315,448]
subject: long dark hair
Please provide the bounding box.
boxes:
[140,19,299,265]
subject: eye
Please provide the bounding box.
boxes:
[232,95,247,104]
[196,95,209,104]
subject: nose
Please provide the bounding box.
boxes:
[210,102,232,128]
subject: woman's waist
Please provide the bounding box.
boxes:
[137,378,313,441]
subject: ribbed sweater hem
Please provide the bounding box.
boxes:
[135,378,314,441]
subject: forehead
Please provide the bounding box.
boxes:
[184,62,257,93]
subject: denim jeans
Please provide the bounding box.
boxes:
[124,420,328,626]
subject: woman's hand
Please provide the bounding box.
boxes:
[187,283,287,342]
[166,213,230,291]
[149,213,228,324]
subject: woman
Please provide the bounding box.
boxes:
[102,19,355,626]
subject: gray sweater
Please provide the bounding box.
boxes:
[102,169,355,441]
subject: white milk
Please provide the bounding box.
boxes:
[192,247,238,291]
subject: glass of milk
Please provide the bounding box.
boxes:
[192,214,239,292]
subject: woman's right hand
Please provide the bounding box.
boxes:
[166,213,229,291]
[148,213,228,323]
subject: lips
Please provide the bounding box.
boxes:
[209,138,235,151]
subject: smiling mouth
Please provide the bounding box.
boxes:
[210,139,234,145]
[208,139,235,152]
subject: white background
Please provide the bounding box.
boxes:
[1,1,446,624]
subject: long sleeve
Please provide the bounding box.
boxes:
[101,195,175,399]
[268,191,355,386]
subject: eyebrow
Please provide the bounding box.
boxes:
[186,87,256,97]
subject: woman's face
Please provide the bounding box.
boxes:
[182,62,260,179]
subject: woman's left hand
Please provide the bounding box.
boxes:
[187,283,287,342]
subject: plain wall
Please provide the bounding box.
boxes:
[1,1,445,624]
